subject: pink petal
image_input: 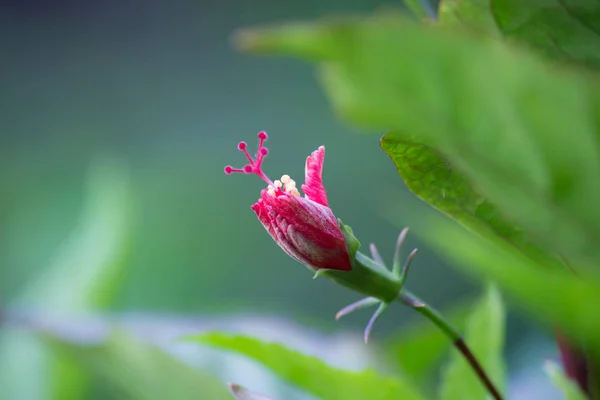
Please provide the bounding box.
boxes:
[252,196,311,266]
[255,192,351,271]
[302,146,328,207]
[251,198,274,237]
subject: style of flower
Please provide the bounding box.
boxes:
[225,132,351,271]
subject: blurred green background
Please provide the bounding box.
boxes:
[1,0,469,329]
[0,0,558,398]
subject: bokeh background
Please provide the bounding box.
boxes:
[1,0,560,399]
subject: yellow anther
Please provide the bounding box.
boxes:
[289,188,300,197]
[287,179,296,188]
[281,175,291,184]
[274,180,282,188]
[267,188,276,197]
[268,185,275,191]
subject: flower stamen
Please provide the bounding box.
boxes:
[280,175,300,196]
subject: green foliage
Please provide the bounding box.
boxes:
[412,211,600,352]
[0,160,135,400]
[438,0,500,36]
[232,11,600,384]
[48,332,231,400]
[544,361,588,400]
[233,12,600,271]
[13,159,134,310]
[380,133,562,270]
[439,0,600,70]
[50,357,91,400]
[385,303,469,384]
[191,333,426,400]
[439,285,505,400]
[491,0,600,70]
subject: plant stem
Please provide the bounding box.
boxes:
[326,247,503,399]
[398,291,504,400]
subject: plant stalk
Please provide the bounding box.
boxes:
[325,243,504,400]
[399,291,504,400]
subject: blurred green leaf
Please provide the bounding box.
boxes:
[409,211,600,352]
[229,383,276,400]
[0,159,135,400]
[385,302,469,383]
[438,0,500,36]
[491,0,600,70]
[558,1,600,36]
[544,361,588,400]
[48,332,231,400]
[234,13,600,270]
[50,356,92,400]
[191,333,425,400]
[380,134,562,270]
[439,284,505,400]
[18,159,134,309]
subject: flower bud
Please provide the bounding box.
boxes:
[226,133,351,271]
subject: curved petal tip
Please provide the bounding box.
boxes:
[302,146,328,207]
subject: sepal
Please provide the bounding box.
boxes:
[330,227,423,343]
[339,218,360,262]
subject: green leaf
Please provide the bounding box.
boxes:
[491,0,600,70]
[234,13,600,269]
[50,356,92,400]
[408,210,600,352]
[0,159,135,400]
[17,159,134,310]
[380,134,562,270]
[229,383,276,400]
[48,332,231,400]
[438,0,501,36]
[190,333,425,400]
[544,361,588,400]
[439,284,505,400]
[559,1,600,36]
[385,302,470,382]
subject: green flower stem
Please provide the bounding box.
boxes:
[329,224,503,400]
[399,291,504,400]
[399,290,460,341]
[323,222,403,303]
[322,252,402,303]
[323,245,503,399]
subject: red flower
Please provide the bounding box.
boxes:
[225,132,351,271]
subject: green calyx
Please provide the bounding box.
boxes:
[312,223,492,397]
[319,221,437,343]
[318,220,402,303]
